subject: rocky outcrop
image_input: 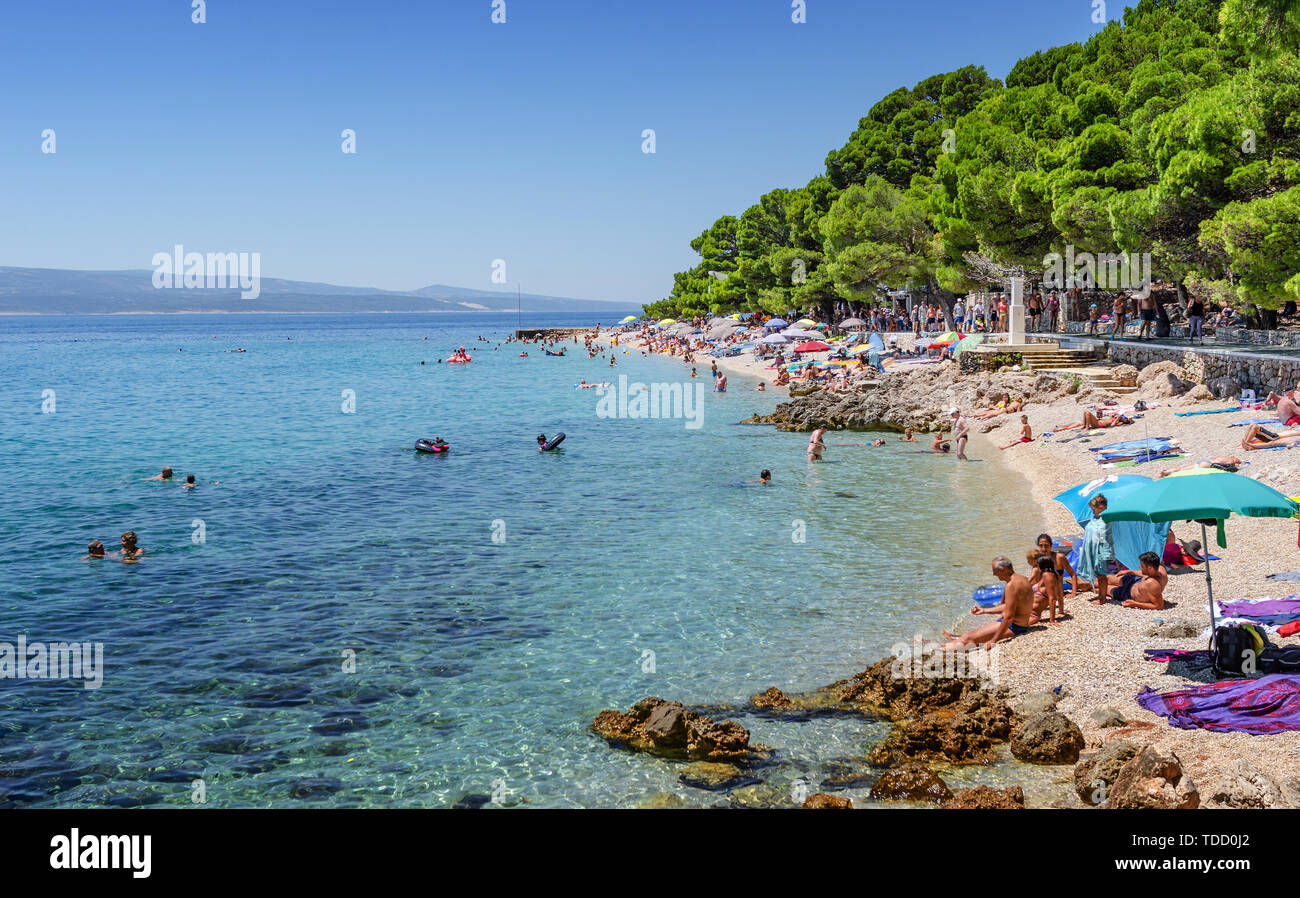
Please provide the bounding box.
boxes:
[1013,692,1059,716]
[942,786,1025,809]
[750,687,794,709]
[868,764,953,804]
[868,691,1019,765]
[1089,707,1128,728]
[742,366,1070,432]
[1074,740,1139,805]
[1107,746,1199,809]
[803,792,853,809]
[1203,759,1287,809]
[678,761,756,791]
[591,697,750,760]
[829,656,985,717]
[1010,711,1085,764]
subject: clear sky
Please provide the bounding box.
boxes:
[0,0,1122,303]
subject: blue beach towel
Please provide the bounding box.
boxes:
[1229,418,1277,427]
[1174,408,1242,417]
[1091,438,1174,452]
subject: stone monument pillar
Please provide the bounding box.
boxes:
[1008,276,1026,345]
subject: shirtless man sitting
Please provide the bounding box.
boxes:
[1276,388,1300,426]
[1105,552,1167,610]
[1241,423,1300,451]
[941,556,1034,650]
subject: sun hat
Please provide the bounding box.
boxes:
[1179,539,1206,563]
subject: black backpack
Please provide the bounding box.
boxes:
[1212,625,1264,676]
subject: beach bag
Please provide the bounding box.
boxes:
[1211,624,1260,676]
[1261,645,1300,674]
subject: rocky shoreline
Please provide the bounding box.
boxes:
[588,655,1207,809]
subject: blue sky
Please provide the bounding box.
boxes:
[0,1,1122,303]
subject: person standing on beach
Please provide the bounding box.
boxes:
[1078,494,1115,604]
[807,426,827,461]
[951,409,970,460]
[1136,292,1155,340]
[1186,295,1205,344]
[1111,294,1128,339]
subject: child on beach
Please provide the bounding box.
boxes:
[999,415,1032,449]
[1078,495,1115,604]
[1087,304,1099,335]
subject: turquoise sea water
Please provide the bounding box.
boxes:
[0,313,1049,808]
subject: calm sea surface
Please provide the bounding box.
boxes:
[0,312,1049,807]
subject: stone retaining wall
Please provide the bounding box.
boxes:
[1101,341,1300,394]
[1215,327,1300,347]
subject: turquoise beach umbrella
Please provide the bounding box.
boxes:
[1101,470,1298,635]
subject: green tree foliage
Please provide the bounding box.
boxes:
[649,0,1300,319]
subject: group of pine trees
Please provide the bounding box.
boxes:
[645,0,1299,329]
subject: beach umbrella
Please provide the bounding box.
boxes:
[795,318,817,327]
[764,318,788,329]
[620,315,638,323]
[781,328,820,340]
[839,317,866,330]
[1101,470,1298,634]
[794,340,831,353]
[658,318,677,325]
[758,333,789,344]
[1052,475,1168,569]
[952,334,984,357]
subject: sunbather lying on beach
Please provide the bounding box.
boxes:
[1103,552,1167,609]
[941,556,1034,650]
[1055,410,1133,432]
[971,395,1023,420]
[1157,456,1242,477]
[1241,423,1300,451]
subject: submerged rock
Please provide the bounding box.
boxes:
[591,697,750,760]
[1074,740,1139,805]
[942,785,1025,809]
[678,762,757,791]
[750,687,794,709]
[1010,712,1085,764]
[803,793,853,809]
[1107,746,1199,809]
[288,777,343,799]
[868,691,1019,765]
[637,791,689,809]
[868,764,953,804]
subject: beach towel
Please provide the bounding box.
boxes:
[1091,437,1175,453]
[1265,571,1300,582]
[1143,648,1214,670]
[1229,417,1277,427]
[1218,598,1300,619]
[1104,452,1184,467]
[1175,408,1242,417]
[1136,674,1300,735]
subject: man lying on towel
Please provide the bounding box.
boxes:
[1241,423,1300,451]
[941,556,1034,650]
[1104,552,1167,609]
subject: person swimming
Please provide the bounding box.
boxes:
[81,540,105,561]
[119,531,144,563]
[183,474,197,489]
[759,469,771,484]
[145,466,174,481]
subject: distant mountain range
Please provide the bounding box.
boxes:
[0,267,638,316]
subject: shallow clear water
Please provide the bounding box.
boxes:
[0,313,1046,808]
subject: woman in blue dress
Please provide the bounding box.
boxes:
[1077,493,1116,604]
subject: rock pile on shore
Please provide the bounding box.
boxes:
[742,364,1074,432]
[590,697,751,760]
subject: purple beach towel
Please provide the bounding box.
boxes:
[1217,598,1300,618]
[1137,674,1300,735]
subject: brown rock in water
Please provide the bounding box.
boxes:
[678,762,750,791]
[831,656,983,718]
[750,687,794,709]
[590,697,750,760]
[868,691,1019,765]
[942,786,1025,809]
[1010,711,1085,764]
[1107,746,1199,809]
[868,764,953,804]
[1074,740,1139,805]
[803,793,853,809]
